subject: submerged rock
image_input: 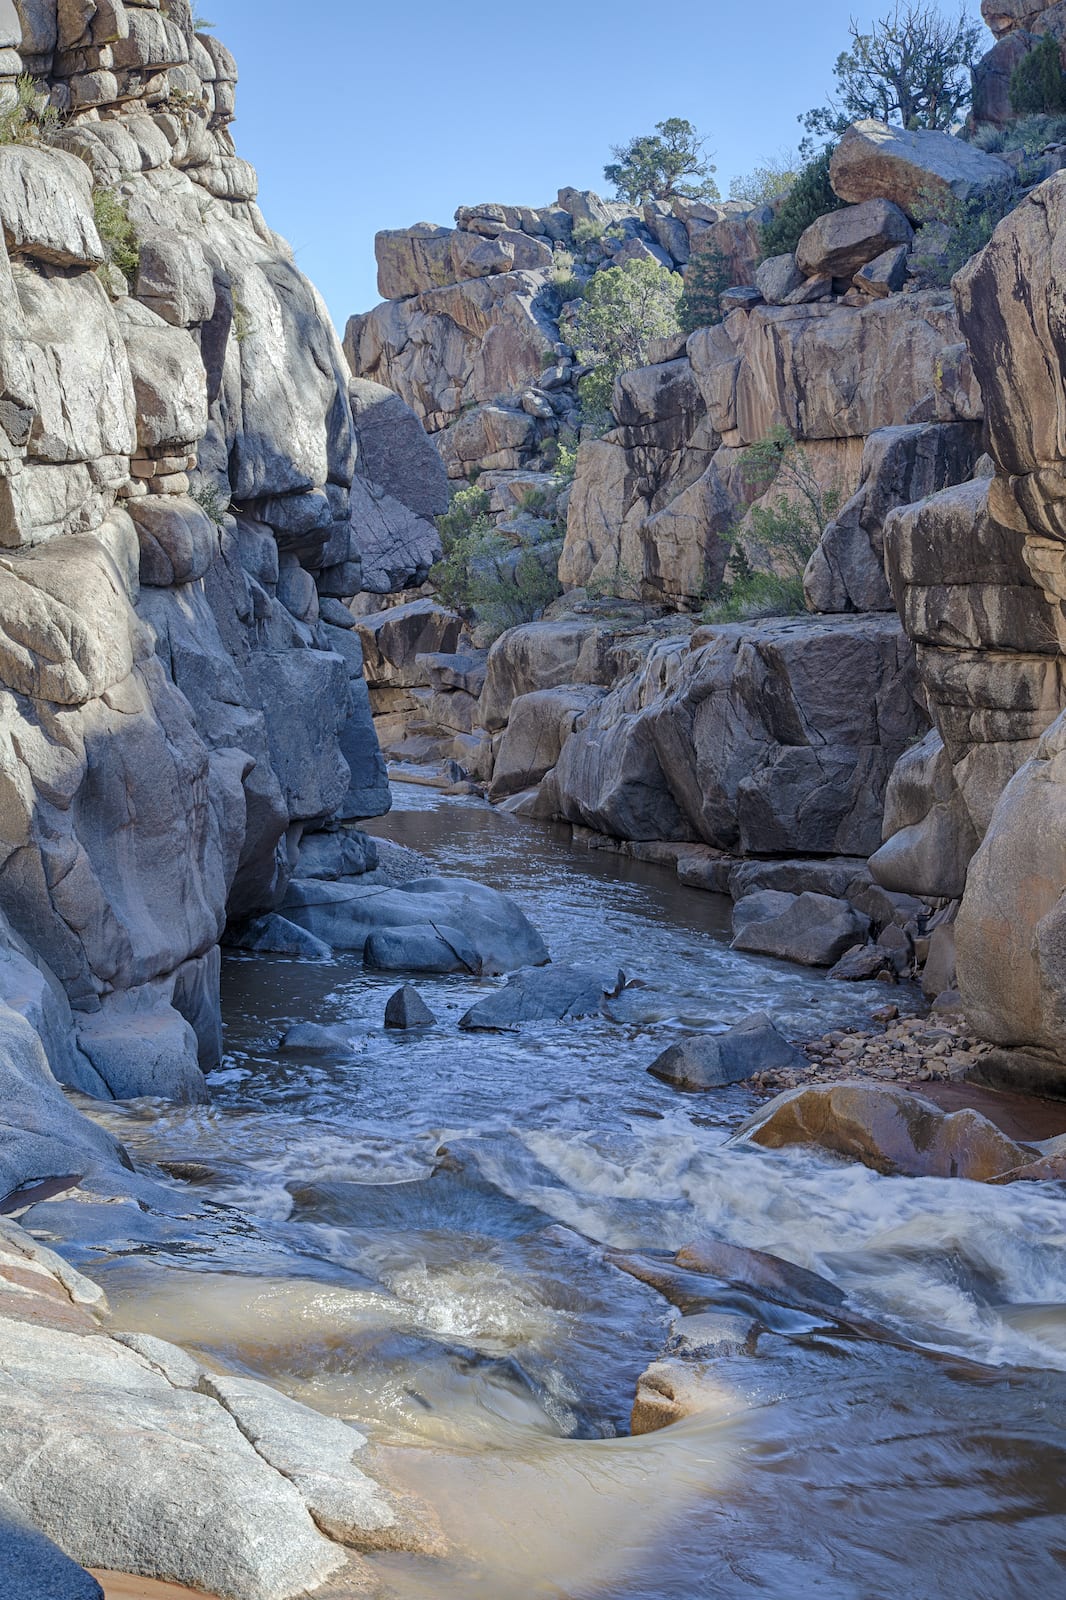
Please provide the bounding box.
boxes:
[459,963,618,1030]
[666,1311,759,1358]
[647,1013,805,1090]
[384,984,436,1029]
[630,1358,740,1435]
[734,1081,1036,1179]
[279,1022,359,1053]
[732,892,871,968]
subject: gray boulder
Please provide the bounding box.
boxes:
[853,243,910,298]
[0,1487,103,1599]
[282,876,549,975]
[829,119,1013,218]
[384,984,436,1029]
[647,1012,806,1089]
[224,914,332,962]
[459,963,619,1030]
[731,892,871,967]
[279,1022,359,1053]
[754,253,804,304]
[296,829,379,880]
[795,199,913,280]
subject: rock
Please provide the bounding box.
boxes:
[972,30,1037,125]
[646,1012,806,1089]
[630,1359,738,1435]
[127,494,219,587]
[731,892,871,967]
[281,876,549,975]
[279,1022,358,1053]
[0,145,104,266]
[384,983,436,1029]
[296,829,379,880]
[795,199,913,280]
[458,963,617,1030]
[869,730,982,899]
[666,1311,758,1358]
[0,1487,104,1600]
[735,1080,1035,1180]
[224,914,332,962]
[348,377,450,523]
[829,119,1013,218]
[75,992,207,1104]
[488,684,604,800]
[133,228,215,328]
[853,243,910,298]
[827,944,895,982]
[754,252,804,305]
[922,921,957,999]
[357,598,462,690]
[552,616,924,857]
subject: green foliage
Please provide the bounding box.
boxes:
[1010,33,1066,117]
[911,184,1016,285]
[0,75,60,146]
[560,258,683,425]
[232,295,253,343]
[541,432,580,479]
[190,480,231,525]
[759,146,845,260]
[548,248,584,307]
[730,153,801,205]
[571,217,606,248]
[435,483,493,550]
[704,427,838,622]
[604,117,720,204]
[92,187,140,283]
[432,484,561,639]
[801,4,983,149]
[678,247,732,334]
[193,15,216,29]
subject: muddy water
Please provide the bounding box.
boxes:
[27,788,1066,1597]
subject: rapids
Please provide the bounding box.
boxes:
[22,787,1066,1598]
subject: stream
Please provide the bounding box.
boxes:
[23,786,1066,1598]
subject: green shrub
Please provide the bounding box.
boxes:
[572,218,606,248]
[0,75,60,146]
[604,118,719,204]
[92,187,140,283]
[1010,33,1066,117]
[704,427,838,621]
[911,185,1016,285]
[759,146,845,260]
[678,246,732,333]
[433,484,560,638]
[190,480,231,525]
[561,257,683,427]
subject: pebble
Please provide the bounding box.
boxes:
[749,1012,993,1099]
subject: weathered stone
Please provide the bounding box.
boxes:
[224,914,332,962]
[830,119,1013,218]
[853,243,910,298]
[736,1080,1034,1179]
[128,494,219,587]
[795,199,913,280]
[630,1359,738,1435]
[384,983,436,1029]
[731,892,871,967]
[0,145,103,266]
[348,377,449,523]
[754,252,803,304]
[488,684,603,800]
[357,598,462,690]
[459,963,616,1030]
[647,1012,805,1089]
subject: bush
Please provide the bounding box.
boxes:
[92,187,140,283]
[0,75,59,146]
[911,185,1016,285]
[759,146,845,260]
[1010,33,1066,117]
[560,257,683,425]
[571,218,606,249]
[190,480,231,525]
[604,118,719,204]
[704,427,839,622]
[431,484,560,640]
[730,154,801,205]
[678,246,732,333]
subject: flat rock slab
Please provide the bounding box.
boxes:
[459,963,619,1030]
[647,1012,806,1089]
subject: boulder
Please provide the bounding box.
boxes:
[735,1080,1035,1179]
[357,599,462,690]
[646,1012,805,1089]
[630,1359,738,1435]
[731,892,871,967]
[972,31,1038,126]
[127,495,219,588]
[853,243,910,298]
[0,1488,103,1600]
[281,876,549,975]
[348,377,450,522]
[75,992,207,1104]
[384,983,436,1029]
[754,252,804,304]
[224,914,332,962]
[458,963,618,1030]
[795,199,913,280]
[488,684,604,800]
[829,119,1013,218]
[296,829,378,881]
[0,145,104,267]
[279,1022,357,1053]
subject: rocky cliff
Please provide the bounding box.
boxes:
[0,0,448,1174]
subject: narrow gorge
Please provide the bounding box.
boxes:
[1,2,1066,1598]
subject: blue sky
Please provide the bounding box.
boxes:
[205,0,990,332]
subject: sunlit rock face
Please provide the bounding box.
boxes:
[0,1,442,1103]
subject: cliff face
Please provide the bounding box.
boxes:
[0,0,442,1136]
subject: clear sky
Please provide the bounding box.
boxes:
[204,0,990,333]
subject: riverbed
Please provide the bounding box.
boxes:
[25,786,1066,1598]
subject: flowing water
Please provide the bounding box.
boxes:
[23,787,1066,1598]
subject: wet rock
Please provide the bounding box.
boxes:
[384,984,436,1029]
[279,1022,357,1053]
[296,829,379,881]
[459,963,617,1030]
[828,944,896,982]
[647,1013,805,1090]
[732,892,871,968]
[630,1359,739,1435]
[282,876,549,975]
[224,914,332,962]
[674,1238,849,1317]
[735,1081,1036,1179]
[666,1311,758,1358]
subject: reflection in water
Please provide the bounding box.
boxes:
[25,788,1066,1596]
